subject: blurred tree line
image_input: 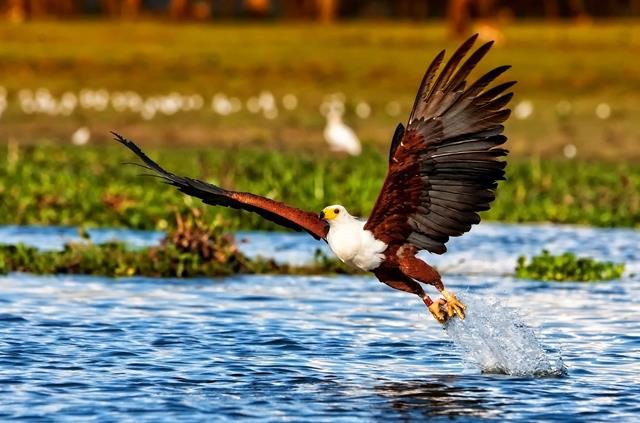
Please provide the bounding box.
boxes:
[2,0,640,22]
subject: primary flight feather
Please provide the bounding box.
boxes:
[115,34,513,324]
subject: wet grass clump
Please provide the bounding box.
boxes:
[0,211,356,277]
[515,250,625,282]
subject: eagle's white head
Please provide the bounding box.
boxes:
[319,204,352,225]
[320,204,385,271]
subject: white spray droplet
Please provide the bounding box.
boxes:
[445,294,565,376]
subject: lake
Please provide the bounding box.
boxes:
[0,223,638,421]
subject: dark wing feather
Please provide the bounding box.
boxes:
[113,133,328,240]
[388,123,405,163]
[364,34,514,254]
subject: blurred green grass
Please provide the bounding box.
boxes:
[3,144,640,230]
[2,21,639,230]
[0,21,639,159]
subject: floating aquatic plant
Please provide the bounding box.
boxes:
[0,210,355,278]
[515,250,625,282]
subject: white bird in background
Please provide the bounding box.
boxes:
[71,126,90,146]
[322,99,361,156]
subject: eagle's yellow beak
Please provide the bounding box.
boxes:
[320,207,339,221]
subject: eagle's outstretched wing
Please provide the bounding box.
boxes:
[114,133,329,240]
[364,34,514,254]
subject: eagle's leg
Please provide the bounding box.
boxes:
[398,253,466,321]
[373,268,447,323]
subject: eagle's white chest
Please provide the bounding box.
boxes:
[326,220,386,271]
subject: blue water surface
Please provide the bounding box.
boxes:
[0,223,639,421]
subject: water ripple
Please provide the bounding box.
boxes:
[0,224,638,420]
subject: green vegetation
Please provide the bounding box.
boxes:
[2,144,640,230]
[515,250,625,282]
[0,21,638,159]
[0,242,355,277]
[0,210,355,277]
[1,22,639,231]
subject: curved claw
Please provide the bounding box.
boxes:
[428,298,448,324]
[442,290,466,320]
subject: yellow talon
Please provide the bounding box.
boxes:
[441,290,466,320]
[428,298,448,324]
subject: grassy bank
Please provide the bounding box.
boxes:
[2,22,639,229]
[0,210,353,277]
[0,21,639,159]
[2,207,626,281]
[3,144,640,229]
[0,241,353,277]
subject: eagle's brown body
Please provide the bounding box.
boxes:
[115,34,513,324]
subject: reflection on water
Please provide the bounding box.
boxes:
[375,378,500,419]
[0,223,639,420]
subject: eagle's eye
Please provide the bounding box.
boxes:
[334,208,340,214]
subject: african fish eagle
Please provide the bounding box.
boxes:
[114,34,513,324]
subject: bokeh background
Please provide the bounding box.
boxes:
[1,6,640,420]
[1,0,639,230]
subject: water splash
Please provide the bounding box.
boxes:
[444,294,566,377]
